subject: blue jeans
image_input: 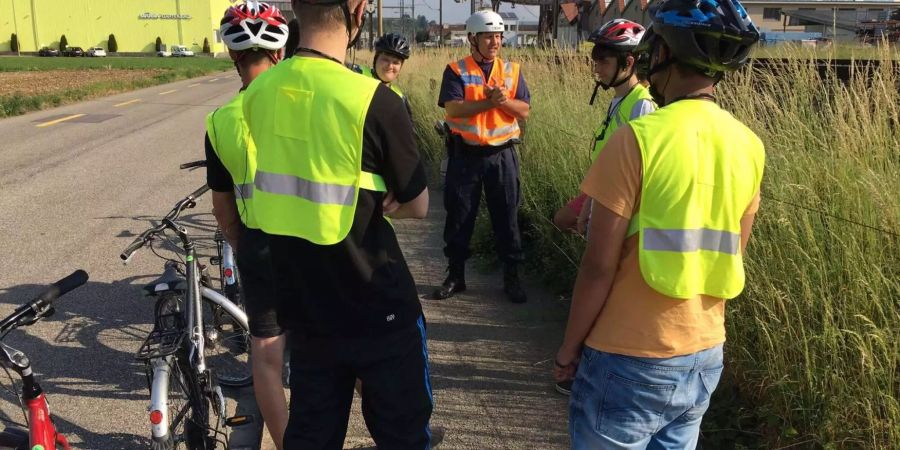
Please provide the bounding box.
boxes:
[569,345,724,450]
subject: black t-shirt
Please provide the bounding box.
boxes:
[208,84,428,339]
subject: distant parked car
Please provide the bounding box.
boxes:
[156,50,171,57]
[171,45,195,57]
[63,46,85,57]
[38,47,60,57]
[87,47,107,57]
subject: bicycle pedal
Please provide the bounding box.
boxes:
[224,415,254,427]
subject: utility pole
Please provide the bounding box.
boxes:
[411,0,415,42]
[30,0,40,51]
[439,0,443,46]
[378,0,383,36]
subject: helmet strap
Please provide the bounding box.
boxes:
[342,2,364,49]
[470,34,495,63]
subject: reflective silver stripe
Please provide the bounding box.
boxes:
[447,120,520,138]
[234,183,253,199]
[643,228,740,255]
[255,171,354,206]
[504,62,514,89]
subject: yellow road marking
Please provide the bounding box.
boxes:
[159,90,177,96]
[114,99,142,107]
[36,114,86,128]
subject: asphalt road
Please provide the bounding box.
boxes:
[0,73,570,449]
[0,72,257,448]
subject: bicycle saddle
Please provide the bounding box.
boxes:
[143,263,187,296]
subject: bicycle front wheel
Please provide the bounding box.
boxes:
[150,355,211,450]
[202,298,252,387]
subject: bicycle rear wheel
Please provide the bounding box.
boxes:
[150,355,211,450]
[202,299,252,387]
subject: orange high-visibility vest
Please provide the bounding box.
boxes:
[445,55,522,147]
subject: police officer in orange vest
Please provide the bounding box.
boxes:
[433,10,531,303]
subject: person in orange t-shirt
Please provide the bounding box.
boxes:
[553,0,764,448]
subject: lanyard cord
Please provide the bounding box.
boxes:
[294,46,343,66]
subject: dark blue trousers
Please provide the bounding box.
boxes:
[442,143,524,264]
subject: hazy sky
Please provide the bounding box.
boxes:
[379,0,542,25]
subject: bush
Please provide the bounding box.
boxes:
[59,34,68,52]
[10,34,18,53]
[108,34,118,53]
[202,38,210,54]
[155,36,163,52]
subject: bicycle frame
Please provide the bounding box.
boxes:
[0,343,72,450]
[148,286,248,442]
[0,270,87,450]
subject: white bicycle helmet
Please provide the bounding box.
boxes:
[466,10,505,34]
[220,1,289,52]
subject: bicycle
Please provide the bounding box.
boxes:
[179,160,243,312]
[121,186,252,450]
[0,270,89,450]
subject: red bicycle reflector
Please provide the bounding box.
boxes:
[224,268,234,278]
[150,410,164,425]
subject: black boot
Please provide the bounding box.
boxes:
[503,264,527,304]
[432,261,466,300]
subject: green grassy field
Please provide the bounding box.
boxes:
[0,55,232,72]
[0,56,232,118]
[399,45,899,448]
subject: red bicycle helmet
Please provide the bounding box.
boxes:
[588,19,646,52]
[220,1,289,52]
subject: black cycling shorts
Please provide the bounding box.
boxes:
[235,227,283,338]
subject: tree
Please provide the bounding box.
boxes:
[415,30,430,43]
[202,37,210,54]
[416,15,428,32]
[108,34,118,53]
[155,36,163,52]
[59,34,68,52]
[10,34,18,53]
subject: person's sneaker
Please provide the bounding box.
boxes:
[432,274,466,299]
[431,262,465,300]
[555,379,573,396]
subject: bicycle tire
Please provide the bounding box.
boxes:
[149,297,213,450]
[202,298,252,387]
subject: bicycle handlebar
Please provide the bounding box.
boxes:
[0,270,89,334]
[39,270,89,303]
[180,160,207,170]
[119,186,209,262]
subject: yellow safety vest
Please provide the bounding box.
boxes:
[591,83,655,161]
[205,91,258,229]
[628,100,765,299]
[243,56,386,244]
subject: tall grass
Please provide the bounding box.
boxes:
[398,45,899,447]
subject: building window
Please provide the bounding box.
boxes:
[868,9,884,20]
[763,8,781,20]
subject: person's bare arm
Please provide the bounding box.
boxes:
[740,213,756,255]
[384,188,429,219]
[212,191,242,248]
[554,202,629,381]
